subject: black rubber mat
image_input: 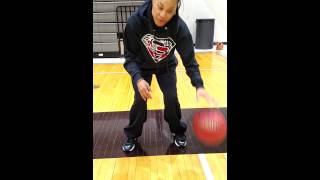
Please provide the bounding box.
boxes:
[93,108,227,159]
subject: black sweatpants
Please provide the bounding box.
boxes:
[124,68,187,138]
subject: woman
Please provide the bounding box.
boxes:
[122,0,214,152]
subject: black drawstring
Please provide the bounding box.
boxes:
[157,62,159,74]
[166,60,168,73]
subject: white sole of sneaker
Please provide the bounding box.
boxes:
[122,143,136,152]
[174,140,187,147]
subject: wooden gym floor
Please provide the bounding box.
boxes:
[93,51,227,180]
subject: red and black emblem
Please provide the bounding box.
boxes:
[141,34,176,63]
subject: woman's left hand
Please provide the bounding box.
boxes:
[196,87,218,107]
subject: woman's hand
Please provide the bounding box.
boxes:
[196,87,218,107]
[137,79,152,101]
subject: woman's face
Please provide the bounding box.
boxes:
[151,0,177,27]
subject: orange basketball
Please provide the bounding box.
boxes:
[192,109,227,147]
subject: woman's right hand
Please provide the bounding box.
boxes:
[137,79,152,101]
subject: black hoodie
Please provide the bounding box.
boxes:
[123,0,204,89]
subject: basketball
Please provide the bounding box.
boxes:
[192,109,227,146]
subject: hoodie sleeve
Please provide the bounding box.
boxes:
[176,23,204,89]
[123,18,143,85]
